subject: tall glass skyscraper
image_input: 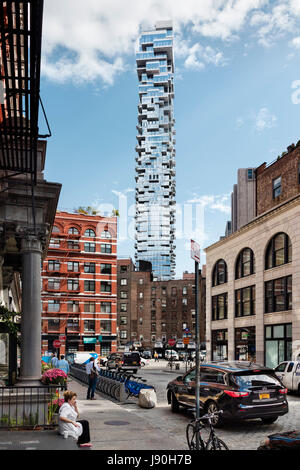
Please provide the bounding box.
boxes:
[135,21,176,281]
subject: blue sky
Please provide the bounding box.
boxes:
[40,0,300,277]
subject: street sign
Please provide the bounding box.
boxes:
[191,239,200,263]
[168,339,176,347]
[53,340,61,348]
[59,335,66,341]
[183,338,190,345]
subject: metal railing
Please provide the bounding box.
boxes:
[0,385,66,430]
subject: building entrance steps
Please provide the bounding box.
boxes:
[0,376,185,450]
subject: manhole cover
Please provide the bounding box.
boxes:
[104,421,130,426]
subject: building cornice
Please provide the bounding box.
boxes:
[205,193,300,253]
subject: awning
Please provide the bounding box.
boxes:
[83,337,97,344]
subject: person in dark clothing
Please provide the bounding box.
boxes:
[85,357,99,400]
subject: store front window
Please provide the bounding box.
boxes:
[212,330,228,361]
[235,327,256,361]
[265,323,292,368]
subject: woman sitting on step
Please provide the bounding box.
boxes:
[59,390,92,448]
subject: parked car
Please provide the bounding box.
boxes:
[117,352,141,373]
[166,361,288,426]
[106,353,122,370]
[73,352,98,365]
[165,350,179,361]
[178,351,189,361]
[141,350,152,359]
[274,361,300,393]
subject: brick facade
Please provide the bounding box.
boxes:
[41,211,117,357]
[256,141,300,216]
[117,258,206,350]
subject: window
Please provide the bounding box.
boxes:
[85,229,95,237]
[52,225,60,233]
[287,362,294,373]
[84,320,95,332]
[68,279,79,291]
[151,310,156,320]
[139,292,143,299]
[67,319,79,331]
[120,291,127,299]
[68,240,79,250]
[67,301,79,312]
[201,368,225,384]
[139,278,143,285]
[182,298,188,305]
[68,261,79,272]
[100,320,111,333]
[182,322,188,330]
[84,242,95,253]
[275,362,288,373]
[68,227,79,235]
[49,239,60,248]
[48,278,60,290]
[212,293,228,321]
[120,303,127,312]
[84,280,95,292]
[235,286,255,317]
[235,248,255,279]
[48,319,60,331]
[101,302,111,313]
[120,265,128,272]
[161,299,166,307]
[139,317,143,325]
[84,262,95,274]
[212,259,227,286]
[171,287,177,296]
[298,162,300,184]
[120,278,127,285]
[265,233,292,269]
[183,286,187,295]
[101,281,111,293]
[84,302,96,313]
[151,323,156,332]
[48,300,60,312]
[162,287,166,295]
[265,276,292,313]
[273,176,281,198]
[100,264,111,275]
[48,260,60,272]
[101,243,111,254]
[120,330,127,339]
[120,316,127,325]
[101,230,111,238]
[247,169,253,180]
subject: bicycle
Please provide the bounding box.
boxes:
[186,410,229,450]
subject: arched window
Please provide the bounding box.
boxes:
[68,227,79,235]
[101,230,111,239]
[52,225,60,233]
[84,229,96,237]
[265,233,292,269]
[235,248,255,279]
[212,259,227,286]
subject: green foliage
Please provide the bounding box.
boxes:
[0,305,20,345]
[75,206,99,215]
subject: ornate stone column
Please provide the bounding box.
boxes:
[18,235,43,385]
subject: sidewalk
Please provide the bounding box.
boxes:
[0,376,185,451]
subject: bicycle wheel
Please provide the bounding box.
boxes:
[186,423,204,450]
[205,437,229,450]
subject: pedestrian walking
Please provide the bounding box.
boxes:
[59,390,92,448]
[85,357,100,400]
[154,351,159,362]
[57,355,70,375]
[51,353,58,368]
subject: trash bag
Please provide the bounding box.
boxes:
[258,430,300,450]
[138,388,157,409]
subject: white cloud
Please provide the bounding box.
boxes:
[290,36,300,48]
[254,107,277,132]
[41,0,300,86]
[186,194,231,214]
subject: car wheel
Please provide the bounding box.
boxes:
[261,417,278,424]
[133,369,138,374]
[206,401,222,427]
[170,392,180,412]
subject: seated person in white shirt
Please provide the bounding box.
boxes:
[59,391,92,447]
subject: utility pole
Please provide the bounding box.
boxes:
[191,240,201,450]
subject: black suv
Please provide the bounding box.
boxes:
[167,361,288,426]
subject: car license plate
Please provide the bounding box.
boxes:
[133,362,137,365]
[259,393,270,399]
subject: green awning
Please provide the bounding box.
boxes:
[83,337,97,344]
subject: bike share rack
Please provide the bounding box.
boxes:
[69,364,155,403]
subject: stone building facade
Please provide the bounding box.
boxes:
[205,143,300,368]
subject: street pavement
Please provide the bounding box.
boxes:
[1,359,300,451]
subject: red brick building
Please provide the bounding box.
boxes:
[41,211,117,357]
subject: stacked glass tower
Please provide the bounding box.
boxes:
[135,21,176,280]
